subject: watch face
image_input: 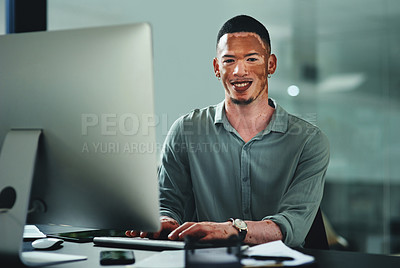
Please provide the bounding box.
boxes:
[234,219,247,230]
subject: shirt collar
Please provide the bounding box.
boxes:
[214,98,288,134]
[214,100,225,124]
[264,101,288,134]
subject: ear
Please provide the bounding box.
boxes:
[213,57,220,78]
[267,54,277,75]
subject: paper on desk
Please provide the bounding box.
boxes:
[23,225,46,239]
[241,240,315,267]
[133,250,185,268]
[133,241,314,268]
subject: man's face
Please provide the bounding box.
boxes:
[213,32,276,105]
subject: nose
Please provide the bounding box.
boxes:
[233,60,247,76]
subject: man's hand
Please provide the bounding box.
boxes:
[168,220,283,245]
[125,216,180,240]
[168,221,237,242]
[126,218,283,245]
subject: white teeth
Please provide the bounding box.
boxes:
[234,82,249,87]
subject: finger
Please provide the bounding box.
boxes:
[177,224,207,240]
[168,222,196,240]
[125,230,139,237]
[140,231,149,238]
[178,222,232,241]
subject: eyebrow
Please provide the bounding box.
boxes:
[245,53,260,57]
[222,52,260,58]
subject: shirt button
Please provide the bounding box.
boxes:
[242,177,248,182]
[244,208,249,214]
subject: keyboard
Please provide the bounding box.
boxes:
[93,237,186,250]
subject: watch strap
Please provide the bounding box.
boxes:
[229,218,248,242]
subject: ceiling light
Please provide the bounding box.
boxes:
[318,73,365,93]
[287,85,300,96]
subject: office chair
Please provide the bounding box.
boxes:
[304,207,329,250]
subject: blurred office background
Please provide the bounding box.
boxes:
[1,0,399,254]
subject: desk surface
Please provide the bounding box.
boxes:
[302,248,400,268]
[15,225,400,268]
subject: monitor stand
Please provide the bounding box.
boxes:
[0,130,86,267]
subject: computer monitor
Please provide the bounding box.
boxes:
[0,23,160,264]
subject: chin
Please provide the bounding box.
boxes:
[230,97,254,105]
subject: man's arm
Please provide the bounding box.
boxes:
[158,117,195,224]
[168,219,282,245]
[245,220,282,245]
[263,128,330,246]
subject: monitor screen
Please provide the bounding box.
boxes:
[0,23,160,235]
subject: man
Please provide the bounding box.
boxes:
[127,15,329,247]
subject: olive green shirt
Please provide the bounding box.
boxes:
[158,99,329,247]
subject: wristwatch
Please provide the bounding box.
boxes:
[229,218,248,241]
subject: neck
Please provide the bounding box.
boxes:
[224,95,275,142]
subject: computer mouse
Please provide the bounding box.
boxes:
[31,238,64,250]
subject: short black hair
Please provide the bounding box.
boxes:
[216,15,271,51]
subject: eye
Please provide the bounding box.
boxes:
[247,57,258,62]
[223,59,235,64]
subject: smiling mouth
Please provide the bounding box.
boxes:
[231,80,253,91]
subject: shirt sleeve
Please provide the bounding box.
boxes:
[263,129,330,247]
[158,117,195,225]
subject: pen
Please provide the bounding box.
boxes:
[242,255,294,262]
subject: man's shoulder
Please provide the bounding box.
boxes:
[167,103,222,139]
[286,111,322,134]
[284,112,329,153]
[272,103,322,136]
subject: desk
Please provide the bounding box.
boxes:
[17,226,400,268]
[301,249,400,268]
